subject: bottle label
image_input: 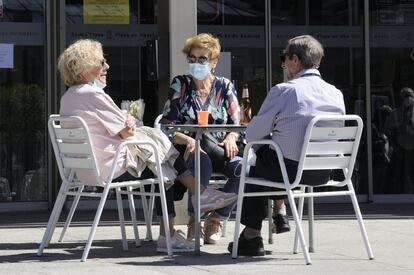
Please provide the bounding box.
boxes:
[240,102,251,124]
[241,84,251,124]
[242,88,249,98]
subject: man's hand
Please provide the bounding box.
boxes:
[183,136,196,161]
[173,132,206,160]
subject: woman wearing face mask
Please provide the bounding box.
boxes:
[160,33,242,245]
[58,39,237,253]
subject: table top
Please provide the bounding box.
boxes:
[162,124,247,133]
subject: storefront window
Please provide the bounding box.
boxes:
[1,0,412,207]
[370,0,414,194]
[198,0,266,114]
[65,0,159,126]
[0,0,47,202]
[271,0,368,194]
[309,0,364,25]
[271,0,305,25]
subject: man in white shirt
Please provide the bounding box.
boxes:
[228,35,346,256]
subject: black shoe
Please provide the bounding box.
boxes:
[228,230,265,256]
[272,214,291,234]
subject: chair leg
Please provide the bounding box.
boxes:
[268,199,273,244]
[46,189,71,247]
[81,186,111,262]
[348,184,374,260]
[287,189,311,265]
[127,186,141,247]
[222,218,227,238]
[38,183,68,256]
[116,187,128,251]
[293,186,306,254]
[46,199,67,246]
[308,186,314,253]
[158,182,172,256]
[59,185,84,242]
[222,204,236,238]
[140,184,153,241]
[147,183,155,241]
[231,182,246,259]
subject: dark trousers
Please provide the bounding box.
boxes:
[114,157,189,218]
[240,145,331,230]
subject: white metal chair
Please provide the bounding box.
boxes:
[153,114,163,130]
[153,114,231,236]
[37,115,172,262]
[231,115,374,265]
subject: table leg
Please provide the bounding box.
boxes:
[194,132,201,255]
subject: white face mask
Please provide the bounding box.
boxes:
[89,78,106,90]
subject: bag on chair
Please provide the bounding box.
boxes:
[200,133,245,172]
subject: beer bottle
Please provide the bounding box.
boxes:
[240,84,252,124]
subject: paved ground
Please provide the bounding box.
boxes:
[1,204,414,274]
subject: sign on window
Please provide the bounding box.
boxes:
[84,0,130,25]
[0,43,14,69]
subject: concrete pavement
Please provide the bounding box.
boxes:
[1,205,414,274]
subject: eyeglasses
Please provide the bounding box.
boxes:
[99,58,107,67]
[187,55,209,65]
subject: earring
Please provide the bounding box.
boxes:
[211,67,215,74]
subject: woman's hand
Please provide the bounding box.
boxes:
[118,113,136,139]
[125,113,136,130]
[219,132,239,159]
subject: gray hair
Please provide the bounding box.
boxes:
[285,35,324,69]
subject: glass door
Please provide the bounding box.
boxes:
[0,0,47,203]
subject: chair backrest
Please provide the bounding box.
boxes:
[154,114,163,129]
[292,115,363,187]
[48,115,102,186]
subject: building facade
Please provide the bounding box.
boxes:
[1,0,414,211]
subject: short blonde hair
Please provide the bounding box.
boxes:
[58,39,103,86]
[182,33,221,60]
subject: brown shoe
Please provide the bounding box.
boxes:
[187,216,204,246]
[204,215,222,244]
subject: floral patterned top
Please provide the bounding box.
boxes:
[162,74,240,141]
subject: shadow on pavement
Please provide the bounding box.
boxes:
[0,239,296,266]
